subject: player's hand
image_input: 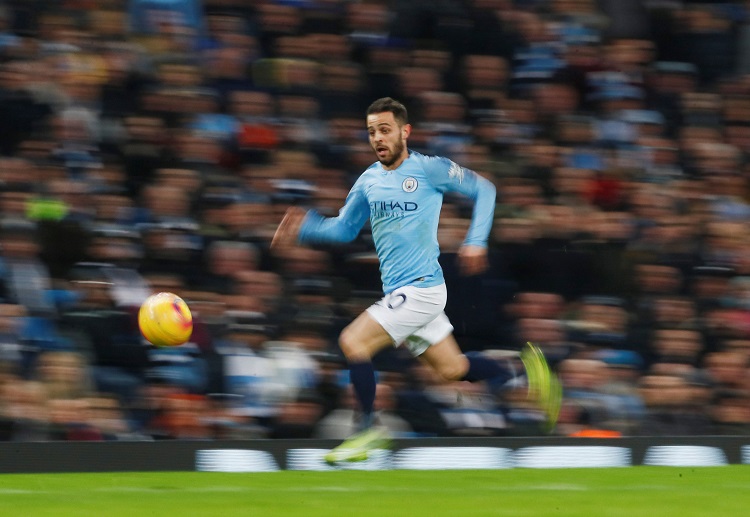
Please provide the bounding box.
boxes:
[458,245,488,276]
[271,206,306,250]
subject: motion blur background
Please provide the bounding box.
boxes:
[0,0,749,443]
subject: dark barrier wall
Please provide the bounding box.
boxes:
[1,437,749,474]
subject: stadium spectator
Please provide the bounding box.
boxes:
[636,370,715,436]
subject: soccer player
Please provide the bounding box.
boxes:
[272,97,560,463]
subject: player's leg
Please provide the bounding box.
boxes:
[324,311,395,464]
[338,310,395,429]
[347,284,452,427]
[414,323,561,429]
[326,286,448,464]
[418,331,516,385]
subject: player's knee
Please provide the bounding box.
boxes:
[338,328,370,362]
[434,356,469,382]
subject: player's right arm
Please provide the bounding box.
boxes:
[271,206,306,249]
[272,179,370,249]
[299,180,370,244]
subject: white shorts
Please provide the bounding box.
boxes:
[366,283,454,357]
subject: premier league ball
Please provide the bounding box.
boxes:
[138,292,193,347]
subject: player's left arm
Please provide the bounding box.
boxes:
[429,157,497,275]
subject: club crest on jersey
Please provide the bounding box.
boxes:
[402,177,418,192]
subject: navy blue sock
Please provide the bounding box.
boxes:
[461,352,515,385]
[349,361,376,429]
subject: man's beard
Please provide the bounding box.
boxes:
[376,137,405,167]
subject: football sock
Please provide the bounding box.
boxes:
[349,361,376,430]
[461,351,515,385]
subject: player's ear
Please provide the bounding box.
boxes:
[402,123,411,139]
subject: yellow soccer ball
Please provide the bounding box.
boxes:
[138,292,193,347]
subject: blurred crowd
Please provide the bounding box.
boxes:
[1,0,750,442]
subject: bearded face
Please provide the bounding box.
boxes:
[367,111,410,170]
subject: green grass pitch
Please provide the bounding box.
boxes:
[1,467,749,516]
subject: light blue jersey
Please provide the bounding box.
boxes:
[298,150,496,293]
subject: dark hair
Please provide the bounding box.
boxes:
[366,97,408,126]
